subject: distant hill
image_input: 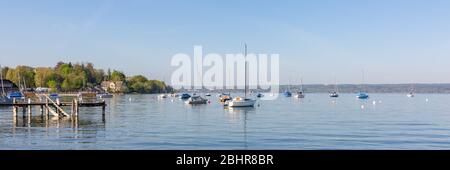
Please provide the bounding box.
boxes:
[183,84,450,93]
[283,84,450,93]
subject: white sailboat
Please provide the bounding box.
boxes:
[228,44,256,107]
[294,78,305,98]
[329,77,339,97]
[407,84,415,97]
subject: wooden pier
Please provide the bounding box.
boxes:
[1,94,107,119]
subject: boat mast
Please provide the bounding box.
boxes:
[300,77,303,92]
[244,43,248,99]
[18,72,22,92]
[361,70,364,92]
[0,65,5,96]
[334,76,338,93]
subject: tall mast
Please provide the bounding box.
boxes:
[18,72,22,92]
[0,65,5,95]
[300,77,303,92]
[334,76,338,92]
[360,70,364,92]
[244,43,248,99]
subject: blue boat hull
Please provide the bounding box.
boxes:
[283,91,292,97]
[357,93,369,99]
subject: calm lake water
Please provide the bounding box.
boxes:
[1,93,450,150]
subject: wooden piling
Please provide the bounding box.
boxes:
[12,98,17,117]
[45,98,49,118]
[71,99,75,116]
[40,105,44,116]
[74,99,79,116]
[27,98,32,117]
[22,107,26,118]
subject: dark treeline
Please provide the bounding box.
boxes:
[0,62,173,93]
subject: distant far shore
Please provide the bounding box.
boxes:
[177,84,450,94]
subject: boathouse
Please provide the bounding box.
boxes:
[0,79,19,92]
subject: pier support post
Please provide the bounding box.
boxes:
[40,105,44,117]
[102,105,106,119]
[101,100,106,123]
[56,98,60,116]
[22,107,26,119]
[13,106,17,117]
[71,99,75,116]
[12,98,17,117]
[74,99,79,117]
[45,98,49,118]
[27,98,32,117]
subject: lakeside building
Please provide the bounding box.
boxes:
[0,79,19,93]
[101,81,126,93]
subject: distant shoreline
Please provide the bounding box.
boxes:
[176,84,450,94]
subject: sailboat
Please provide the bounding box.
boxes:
[356,70,369,99]
[283,79,292,97]
[0,65,12,104]
[329,77,339,98]
[228,44,256,107]
[294,78,305,98]
[407,84,415,97]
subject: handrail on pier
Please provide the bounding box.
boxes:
[42,94,70,117]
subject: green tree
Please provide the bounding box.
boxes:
[34,67,55,87]
[111,70,126,82]
[5,66,35,88]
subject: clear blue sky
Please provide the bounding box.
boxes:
[1,0,450,84]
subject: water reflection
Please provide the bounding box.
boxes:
[224,107,255,149]
[10,114,105,137]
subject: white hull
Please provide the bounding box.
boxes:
[294,94,305,98]
[228,99,256,107]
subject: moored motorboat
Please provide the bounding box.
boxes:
[179,93,191,99]
[256,93,264,98]
[283,90,292,97]
[407,92,414,98]
[8,92,23,99]
[329,91,339,97]
[185,95,208,104]
[357,92,369,99]
[219,93,232,103]
[158,94,168,99]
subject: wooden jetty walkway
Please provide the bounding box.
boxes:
[0,94,106,119]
